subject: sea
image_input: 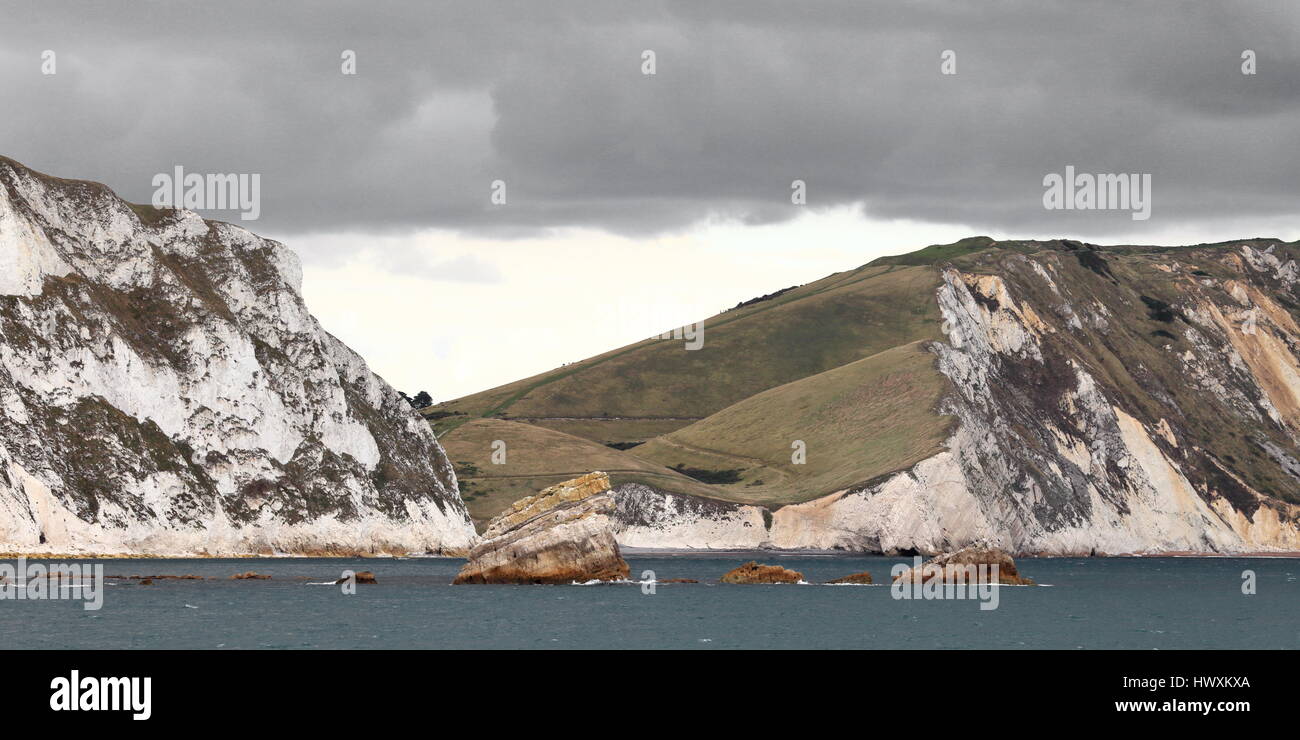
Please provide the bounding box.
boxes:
[2,553,1296,649]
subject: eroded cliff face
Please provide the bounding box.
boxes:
[0,158,475,555]
[612,483,770,549]
[614,242,1300,554]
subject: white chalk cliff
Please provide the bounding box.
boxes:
[0,157,475,555]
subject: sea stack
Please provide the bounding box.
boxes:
[453,472,630,584]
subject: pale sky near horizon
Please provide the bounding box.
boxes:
[285,209,1300,400]
[4,1,1298,400]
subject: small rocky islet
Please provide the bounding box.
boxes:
[720,561,803,584]
[891,545,1035,586]
[453,472,630,585]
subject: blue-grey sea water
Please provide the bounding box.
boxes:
[2,553,1296,649]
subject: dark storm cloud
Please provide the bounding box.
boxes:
[2,0,1298,242]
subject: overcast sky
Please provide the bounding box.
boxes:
[4,1,1299,398]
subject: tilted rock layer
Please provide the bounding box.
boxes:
[484,470,614,539]
[0,157,475,555]
[454,472,630,584]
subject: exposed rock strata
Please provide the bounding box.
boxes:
[0,157,475,555]
[769,260,1300,555]
[453,472,629,584]
[612,483,769,549]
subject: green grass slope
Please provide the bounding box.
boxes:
[628,341,955,505]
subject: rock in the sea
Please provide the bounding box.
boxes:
[0,156,475,557]
[891,546,1034,585]
[230,571,271,580]
[453,472,630,585]
[720,561,803,584]
[335,570,377,584]
[826,571,873,585]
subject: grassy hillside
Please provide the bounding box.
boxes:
[426,241,985,520]
[868,235,1000,266]
[430,262,946,445]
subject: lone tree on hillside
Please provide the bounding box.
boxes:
[400,390,434,409]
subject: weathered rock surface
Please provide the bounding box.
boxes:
[825,571,873,585]
[760,255,1300,555]
[0,157,476,556]
[720,561,803,584]
[485,471,612,539]
[611,483,771,549]
[453,472,630,584]
[892,546,1034,585]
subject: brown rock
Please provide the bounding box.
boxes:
[891,546,1034,586]
[826,571,873,585]
[453,472,630,585]
[335,571,377,585]
[139,578,153,585]
[720,561,803,584]
[230,572,271,580]
[656,578,699,584]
